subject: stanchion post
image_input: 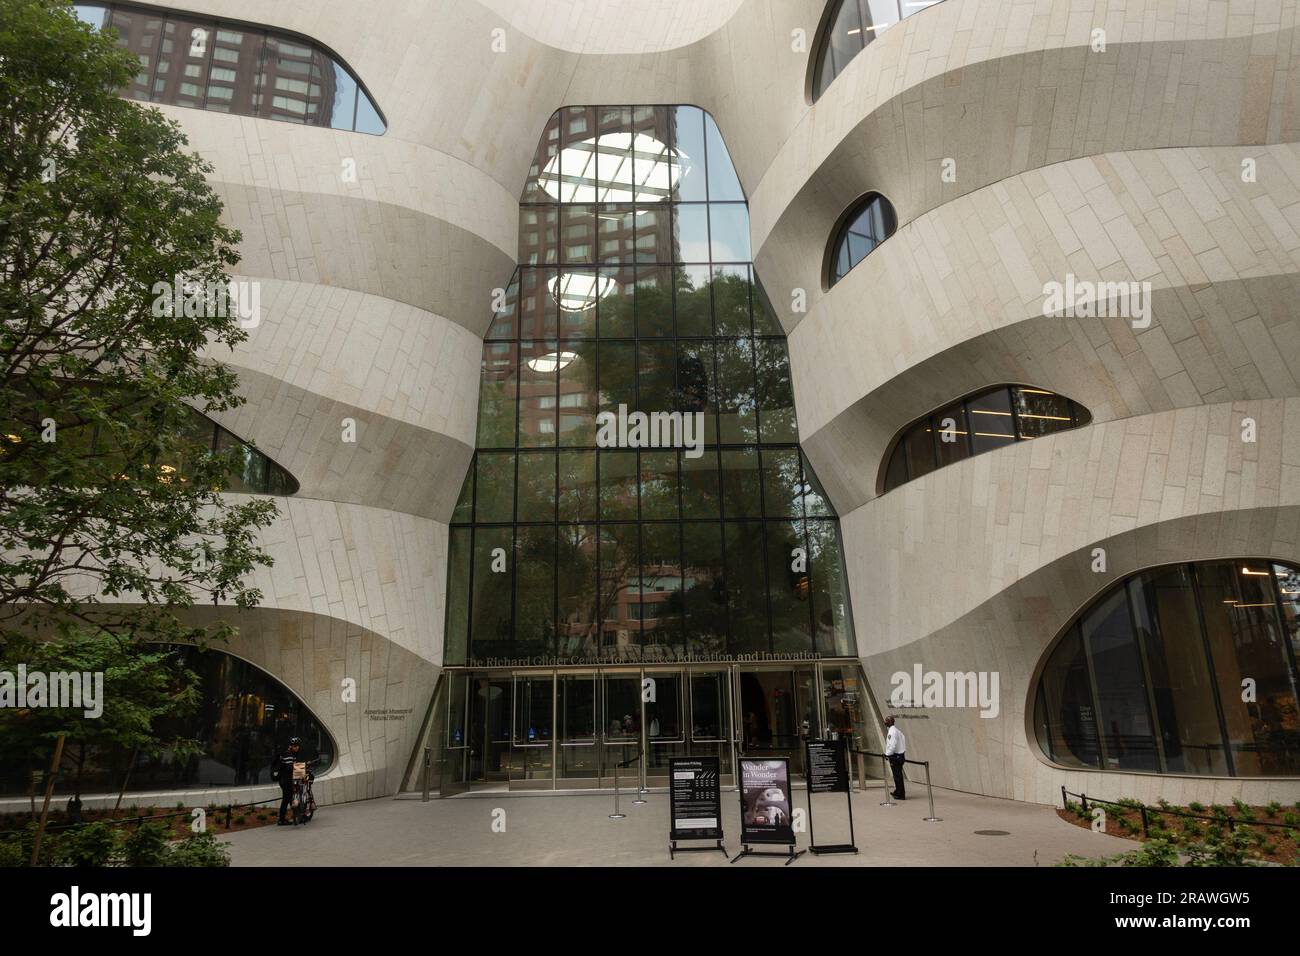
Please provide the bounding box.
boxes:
[632,749,646,806]
[609,750,625,820]
[879,753,893,807]
[421,746,432,802]
[922,760,941,822]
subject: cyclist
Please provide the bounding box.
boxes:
[273,736,307,825]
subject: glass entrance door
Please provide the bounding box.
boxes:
[419,660,871,793]
[440,672,471,796]
[689,669,734,785]
[469,676,511,787]
[557,672,599,788]
[510,673,554,790]
[644,669,686,784]
[738,666,821,776]
[600,672,642,787]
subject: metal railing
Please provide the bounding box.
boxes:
[0,794,285,838]
[852,749,941,822]
[1061,787,1300,838]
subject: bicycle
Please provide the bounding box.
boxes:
[290,762,317,825]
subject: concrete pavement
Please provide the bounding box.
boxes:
[222,782,1133,866]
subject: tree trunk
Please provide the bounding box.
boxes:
[31,734,66,866]
[113,749,138,812]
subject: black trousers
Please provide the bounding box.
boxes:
[278,779,294,821]
[888,753,906,798]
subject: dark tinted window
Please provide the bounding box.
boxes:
[87,3,384,133]
[1036,560,1300,777]
[829,193,896,285]
[883,385,1089,493]
[0,645,334,796]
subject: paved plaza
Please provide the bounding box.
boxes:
[223,782,1132,867]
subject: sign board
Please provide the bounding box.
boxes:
[738,757,795,845]
[807,738,849,794]
[669,756,723,842]
[804,738,857,854]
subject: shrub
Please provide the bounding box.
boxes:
[1184,829,1257,867]
[1265,801,1282,817]
[56,823,119,867]
[1188,801,1206,813]
[234,815,245,825]
[0,835,26,868]
[164,831,230,868]
[1058,837,1180,868]
[122,822,171,868]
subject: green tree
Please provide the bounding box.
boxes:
[0,0,276,646]
[0,633,202,801]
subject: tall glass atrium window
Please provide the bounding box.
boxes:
[811,0,948,102]
[446,106,856,666]
[881,385,1090,493]
[1035,560,1300,777]
[72,3,385,133]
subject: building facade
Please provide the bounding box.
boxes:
[47,0,1300,810]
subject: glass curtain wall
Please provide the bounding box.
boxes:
[1035,559,1300,777]
[445,105,857,668]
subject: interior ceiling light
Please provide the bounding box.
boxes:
[525,350,578,374]
[537,133,684,203]
[549,273,615,312]
[1240,567,1269,576]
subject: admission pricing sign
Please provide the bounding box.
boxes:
[668,756,727,858]
[669,756,722,841]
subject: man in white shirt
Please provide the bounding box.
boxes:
[884,716,907,800]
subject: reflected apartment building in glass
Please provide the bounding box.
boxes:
[35,0,1300,811]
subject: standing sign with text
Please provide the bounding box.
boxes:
[668,756,727,858]
[738,757,795,845]
[805,738,857,854]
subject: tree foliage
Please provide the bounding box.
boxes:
[0,0,276,644]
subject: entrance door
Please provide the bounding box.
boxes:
[644,669,686,785]
[557,672,599,788]
[688,669,734,785]
[510,673,554,790]
[738,667,820,776]
[440,672,471,796]
[469,676,511,787]
[600,672,642,787]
